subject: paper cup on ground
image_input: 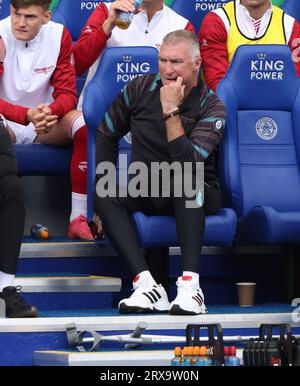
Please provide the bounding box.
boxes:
[236,282,256,306]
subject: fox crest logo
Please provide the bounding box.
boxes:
[256,117,278,140]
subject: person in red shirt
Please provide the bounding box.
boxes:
[199,0,300,92]
[0,0,94,240]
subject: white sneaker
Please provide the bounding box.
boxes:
[169,276,207,315]
[118,280,170,314]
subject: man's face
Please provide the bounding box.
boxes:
[158,41,201,91]
[141,0,164,6]
[240,0,270,9]
[10,5,51,41]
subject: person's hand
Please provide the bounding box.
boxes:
[160,76,185,115]
[92,213,105,240]
[102,0,136,34]
[27,104,58,135]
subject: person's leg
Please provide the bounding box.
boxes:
[0,175,39,318]
[175,183,221,273]
[0,120,24,280]
[170,182,222,315]
[35,110,94,240]
[94,193,170,313]
[0,175,25,277]
[94,194,148,275]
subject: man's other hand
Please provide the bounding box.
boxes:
[27,104,58,135]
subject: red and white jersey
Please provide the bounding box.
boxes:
[0,17,77,125]
[74,3,194,107]
[199,0,300,91]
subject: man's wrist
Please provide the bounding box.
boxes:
[163,107,180,121]
[26,108,32,124]
[102,18,115,35]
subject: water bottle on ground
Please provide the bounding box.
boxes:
[31,224,50,240]
[171,347,182,366]
[225,346,240,366]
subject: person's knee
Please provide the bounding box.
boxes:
[0,175,25,206]
[93,192,107,214]
[62,109,83,124]
[93,192,117,217]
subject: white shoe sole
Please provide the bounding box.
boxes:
[119,302,169,314]
[169,304,207,315]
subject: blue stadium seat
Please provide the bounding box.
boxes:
[282,0,300,23]
[170,0,230,34]
[51,0,111,41]
[83,46,159,220]
[133,208,236,247]
[0,0,10,19]
[83,46,237,247]
[217,44,300,243]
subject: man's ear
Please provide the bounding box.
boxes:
[43,10,52,24]
[193,56,202,72]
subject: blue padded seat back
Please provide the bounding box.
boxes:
[170,0,230,33]
[83,46,159,219]
[52,0,113,41]
[217,44,300,217]
[83,46,158,145]
[282,0,300,23]
[0,0,10,19]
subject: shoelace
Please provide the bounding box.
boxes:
[176,281,200,295]
[131,284,154,294]
[7,286,29,306]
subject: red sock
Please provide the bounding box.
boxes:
[71,125,87,194]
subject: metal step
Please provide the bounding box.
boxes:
[33,349,175,366]
[20,240,282,259]
[33,349,244,367]
[14,276,121,293]
[3,310,298,366]
[33,348,245,366]
[20,240,116,259]
[0,311,297,332]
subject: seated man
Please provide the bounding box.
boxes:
[73,0,195,108]
[0,117,37,318]
[94,30,225,315]
[0,0,93,240]
[199,0,300,92]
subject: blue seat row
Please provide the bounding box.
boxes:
[83,43,300,248]
[1,1,300,249]
[83,46,236,248]
[50,0,300,37]
[52,0,299,36]
[1,1,299,33]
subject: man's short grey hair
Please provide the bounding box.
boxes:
[161,30,200,59]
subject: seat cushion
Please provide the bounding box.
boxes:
[14,144,72,176]
[237,206,300,243]
[132,208,237,247]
